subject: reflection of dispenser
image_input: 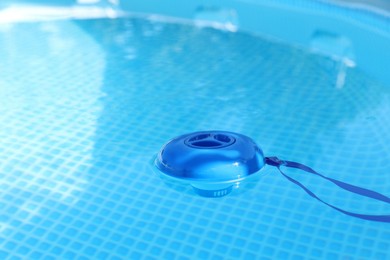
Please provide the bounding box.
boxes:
[310,30,355,89]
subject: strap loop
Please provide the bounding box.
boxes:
[265,157,390,223]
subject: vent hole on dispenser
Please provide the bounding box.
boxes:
[214,134,231,143]
[191,140,221,148]
[188,134,210,142]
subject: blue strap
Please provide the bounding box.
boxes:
[265,157,390,223]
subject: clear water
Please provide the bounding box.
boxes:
[0,17,389,259]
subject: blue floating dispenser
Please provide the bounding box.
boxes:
[154,131,265,197]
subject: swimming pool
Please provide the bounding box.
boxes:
[0,0,389,259]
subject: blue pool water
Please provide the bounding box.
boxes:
[1,10,390,260]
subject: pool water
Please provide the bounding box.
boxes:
[0,16,389,259]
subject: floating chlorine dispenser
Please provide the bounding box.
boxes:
[155,130,390,223]
[155,131,265,197]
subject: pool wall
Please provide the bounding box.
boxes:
[118,0,390,85]
[3,0,388,84]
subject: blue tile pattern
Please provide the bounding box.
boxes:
[0,16,389,259]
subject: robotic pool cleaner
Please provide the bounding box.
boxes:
[155,130,390,223]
